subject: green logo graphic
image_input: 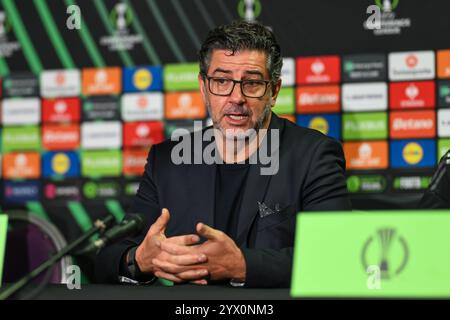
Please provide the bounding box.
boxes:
[164,63,199,91]
[83,182,97,199]
[439,85,450,98]
[2,126,40,151]
[272,87,295,115]
[393,176,431,191]
[83,181,120,199]
[109,3,133,31]
[81,150,122,178]
[0,12,12,38]
[375,0,400,11]
[344,61,354,73]
[238,0,262,20]
[343,112,387,140]
[347,175,387,193]
[362,228,408,280]
[125,182,140,196]
[347,176,361,193]
[438,139,450,159]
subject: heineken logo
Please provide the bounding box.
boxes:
[362,228,408,280]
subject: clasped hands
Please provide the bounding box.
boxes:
[134,208,246,285]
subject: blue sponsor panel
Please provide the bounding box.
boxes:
[296,114,341,140]
[42,151,80,178]
[390,139,436,168]
[3,180,40,204]
[123,66,163,92]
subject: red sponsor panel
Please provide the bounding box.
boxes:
[296,85,340,114]
[389,81,435,109]
[42,124,80,150]
[296,56,340,84]
[123,121,165,148]
[42,98,81,123]
[123,149,148,176]
[390,110,436,139]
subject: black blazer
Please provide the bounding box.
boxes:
[95,113,352,287]
[419,150,450,209]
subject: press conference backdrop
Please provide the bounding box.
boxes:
[0,0,449,257]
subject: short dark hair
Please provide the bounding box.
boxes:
[198,20,282,88]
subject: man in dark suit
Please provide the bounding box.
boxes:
[419,150,450,208]
[95,20,351,288]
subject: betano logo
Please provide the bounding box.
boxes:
[42,125,80,150]
[296,86,340,113]
[390,111,435,139]
[123,149,147,176]
[296,56,340,84]
[402,142,424,165]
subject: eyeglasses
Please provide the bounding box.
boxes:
[203,75,270,98]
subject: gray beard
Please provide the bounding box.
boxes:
[206,98,272,141]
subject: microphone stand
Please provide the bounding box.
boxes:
[0,215,114,300]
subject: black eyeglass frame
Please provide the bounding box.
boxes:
[201,73,271,98]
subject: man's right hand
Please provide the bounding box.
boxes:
[134,208,209,284]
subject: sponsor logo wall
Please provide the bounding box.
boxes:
[1,49,449,203]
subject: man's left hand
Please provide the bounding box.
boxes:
[194,223,246,282]
[153,223,246,283]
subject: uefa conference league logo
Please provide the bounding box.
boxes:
[362,228,409,281]
[365,0,411,36]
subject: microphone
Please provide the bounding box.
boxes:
[77,213,146,254]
